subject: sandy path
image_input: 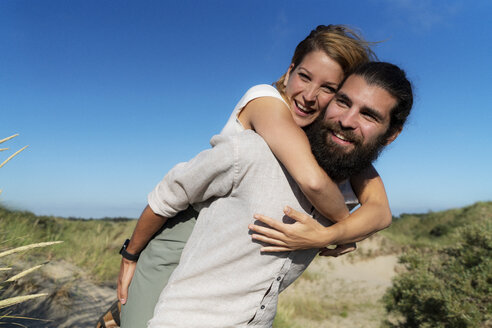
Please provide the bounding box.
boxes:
[277,235,400,327]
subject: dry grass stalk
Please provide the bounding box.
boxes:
[0,294,48,310]
[0,134,28,170]
[0,241,63,258]
[0,314,51,323]
[5,265,43,283]
[0,134,19,145]
[0,145,28,169]
[0,243,63,320]
[0,134,55,324]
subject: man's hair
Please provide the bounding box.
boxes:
[352,62,414,139]
[275,25,377,98]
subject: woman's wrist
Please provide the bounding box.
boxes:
[320,224,342,247]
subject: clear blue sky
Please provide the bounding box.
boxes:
[1,0,491,219]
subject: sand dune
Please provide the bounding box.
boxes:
[3,235,399,327]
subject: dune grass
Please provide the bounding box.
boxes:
[0,206,136,284]
[1,193,490,327]
[0,241,65,327]
[380,201,492,248]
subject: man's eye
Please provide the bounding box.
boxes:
[336,99,348,107]
[362,113,377,122]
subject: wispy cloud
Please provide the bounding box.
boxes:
[377,0,463,32]
[265,10,292,61]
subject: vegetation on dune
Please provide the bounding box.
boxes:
[0,206,136,284]
[382,202,492,328]
[381,201,492,249]
[0,133,54,326]
[273,201,492,328]
[0,241,63,324]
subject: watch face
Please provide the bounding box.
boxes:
[119,239,139,261]
[120,239,130,254]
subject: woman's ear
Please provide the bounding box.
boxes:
[283,63,295,88]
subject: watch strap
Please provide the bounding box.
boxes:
[119,239,140,262]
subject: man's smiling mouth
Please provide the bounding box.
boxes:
[334,132,350,142]
[330,130,359,147]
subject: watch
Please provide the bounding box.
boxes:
[119,239,140,262]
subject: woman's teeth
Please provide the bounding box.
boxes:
[296,101,314,114]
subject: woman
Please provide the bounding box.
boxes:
[100,25,391,328]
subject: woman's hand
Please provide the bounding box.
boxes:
[248,206,356,256]
[117,257,137,305]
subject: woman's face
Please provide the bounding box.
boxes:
[283,50,344,127]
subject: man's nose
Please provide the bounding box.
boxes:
[338,110,358,129]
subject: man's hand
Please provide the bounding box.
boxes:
[319,243,357,257]
[117,258,137,305]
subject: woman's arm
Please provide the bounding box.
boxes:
[348,165,393,234]
[248,165,392,251]
[238,96,350,222]
[118,205,168,304]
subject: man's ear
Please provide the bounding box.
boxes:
[384,128,402,145]
[283,63,295,88]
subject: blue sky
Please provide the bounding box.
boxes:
[1,0,491,219]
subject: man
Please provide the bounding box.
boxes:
[118,62,413,327]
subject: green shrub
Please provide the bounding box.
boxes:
[383,220,492,327]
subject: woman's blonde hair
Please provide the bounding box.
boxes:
[275,25,377,97]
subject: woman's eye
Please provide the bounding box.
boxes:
[322,86,336,93]
[298,73,310,80]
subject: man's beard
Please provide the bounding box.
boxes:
[304,115,387,182]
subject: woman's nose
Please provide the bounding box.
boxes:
[303,86,318,103]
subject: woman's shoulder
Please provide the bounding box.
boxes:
[243,84,281,98]
[239,84,287,110]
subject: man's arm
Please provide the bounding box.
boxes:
[116,134,237,304]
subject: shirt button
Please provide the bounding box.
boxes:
[277,276,281,281]
[260,305,265,310]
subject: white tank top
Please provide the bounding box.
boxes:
[220,84,288,136]
[220,84,358,207]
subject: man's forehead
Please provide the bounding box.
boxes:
[338,75,396,118]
